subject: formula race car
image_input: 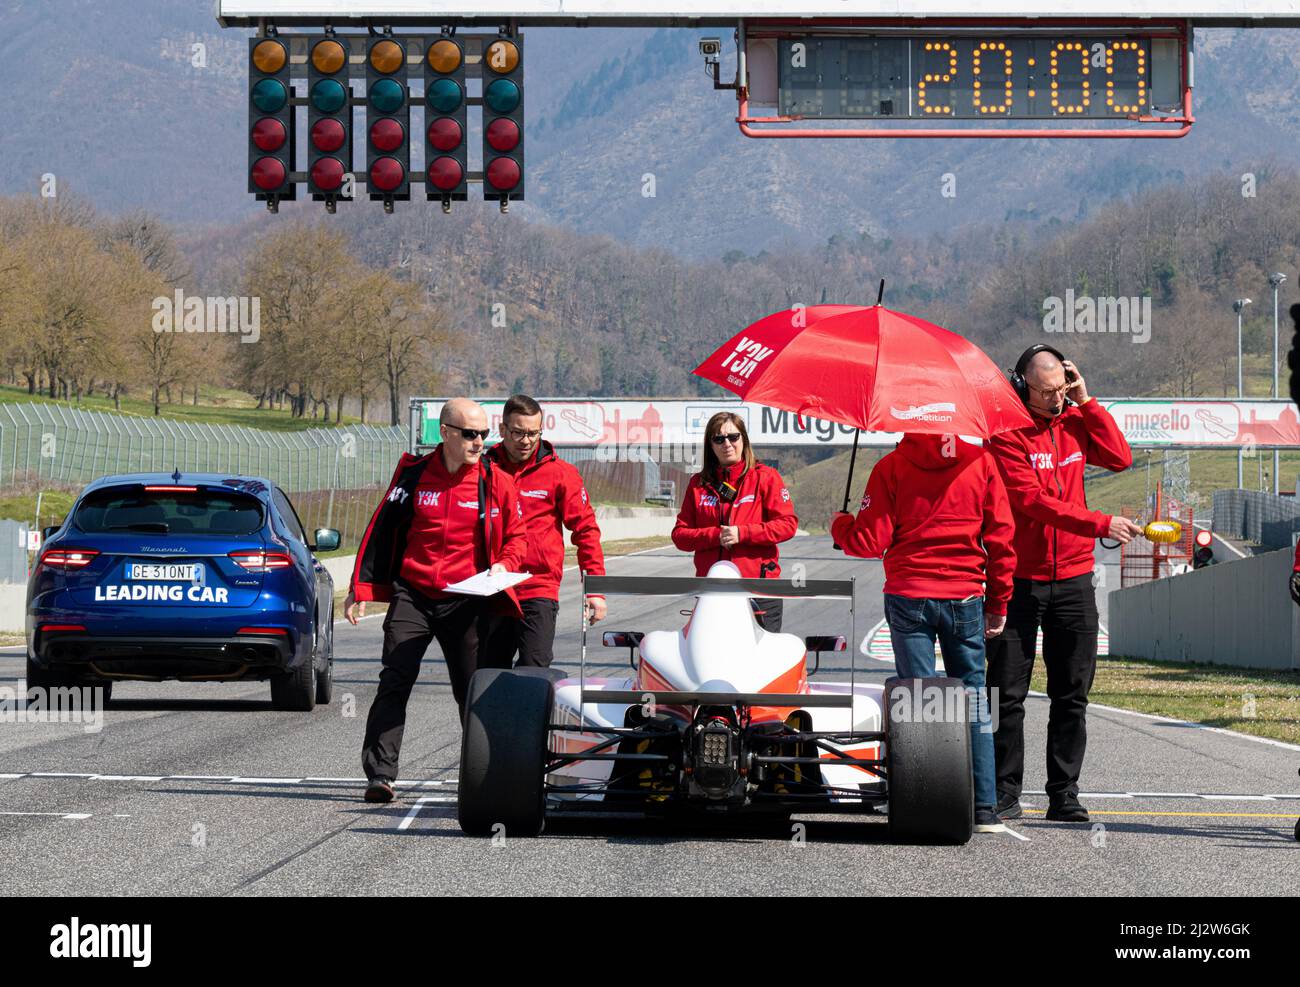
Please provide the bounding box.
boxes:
[26,471,339,711]
[458,562,975,844]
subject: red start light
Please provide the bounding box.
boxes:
[485,156,521,191]
[311,157,346,191]
[251,118,287,152]
[485,118,520,153]
[426,117,462,152]
[427,156,464,191]
[369,118,405,152]
[1194,529,1214,548]
[369,157,405,192]
[311,118,346,153]
[251,156,286,190]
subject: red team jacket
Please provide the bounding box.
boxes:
[349,447,528,616]
[672,462,799,578]
[487,440,606,601]
[830,433,1017,614]
[987,398,1132,583]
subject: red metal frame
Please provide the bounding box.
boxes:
[737,18,1193,139]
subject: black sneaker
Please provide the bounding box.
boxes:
[364,779,395,803]
[1045,796,1090,822]
[975,808,1007,833]
[996,793,1023,820]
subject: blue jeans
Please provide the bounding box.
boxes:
[883,593,996,811]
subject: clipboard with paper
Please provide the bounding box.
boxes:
[443,569,531,597]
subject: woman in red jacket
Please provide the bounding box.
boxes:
[672,411,798,630]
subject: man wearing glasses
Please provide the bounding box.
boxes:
[483,394,607,667]
[345,397,528,803]
[987,346,1139,823]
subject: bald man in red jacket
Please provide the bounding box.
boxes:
[345,398,528,803]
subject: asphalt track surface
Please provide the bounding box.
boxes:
[1,537,1296,896]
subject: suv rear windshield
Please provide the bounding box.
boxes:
[73,486,264,535]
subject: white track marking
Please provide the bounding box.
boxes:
[91,775,165,782]
[1075,697,1300,752]
[396,795,456,830]
[1002,827,1031,842]
[0,811,92,820]
[1,772,459,788]
[2,772,1293,801]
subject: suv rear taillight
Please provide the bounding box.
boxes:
[228,550,293,571]
[237,626,289,636]
[39,548,99,570]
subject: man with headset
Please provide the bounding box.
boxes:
[986,345,1140,823]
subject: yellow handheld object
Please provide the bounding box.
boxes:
[1143,520,1182,544]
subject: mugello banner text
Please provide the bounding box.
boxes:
[415,398,1300,450]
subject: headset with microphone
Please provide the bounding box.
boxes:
[1008,343,1077,417]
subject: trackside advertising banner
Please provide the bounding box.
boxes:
[415,398,1300,450]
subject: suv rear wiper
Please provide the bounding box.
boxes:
[106,522,171,533]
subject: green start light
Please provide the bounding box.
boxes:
[251,78,287,113]
[427,78,463,113]
[311,79,348,114]
[485,79,520,114]
[369,78,405,113]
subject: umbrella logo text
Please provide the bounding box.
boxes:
[719,336,775,382]
[890,402,957,422]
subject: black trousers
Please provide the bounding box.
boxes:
[361,581,491,783]
[751,597,783,632]
[480,597,561,668]
[985,572,1099,802]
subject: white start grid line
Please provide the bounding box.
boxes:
[0,773,458,787]
[0,773,1297,801]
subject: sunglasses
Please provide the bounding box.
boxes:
[444,424,490,441]
[711,432,743,445]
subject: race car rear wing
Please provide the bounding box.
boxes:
[583,575,853,599]
[577,572,859,726]
[579,689,853,708]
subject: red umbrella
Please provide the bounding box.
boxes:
[693,288,1034,517]
[693,302,1032,440]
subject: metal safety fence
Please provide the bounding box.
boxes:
[1213,487,1300,550]
[0,404,408,572]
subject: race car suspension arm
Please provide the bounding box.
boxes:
[544,727,676,773]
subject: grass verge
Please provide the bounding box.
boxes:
[1033,656,1300,745]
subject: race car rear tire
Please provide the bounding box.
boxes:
[885,676,974,846]
[270,652,316,712]
[314,612,333,706]
[458,668,553,838]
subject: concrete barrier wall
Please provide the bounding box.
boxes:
[1109,547,1300,669]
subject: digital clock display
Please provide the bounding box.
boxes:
[778,34,1179,120]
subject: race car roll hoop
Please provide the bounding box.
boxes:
[458,567,978,844]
